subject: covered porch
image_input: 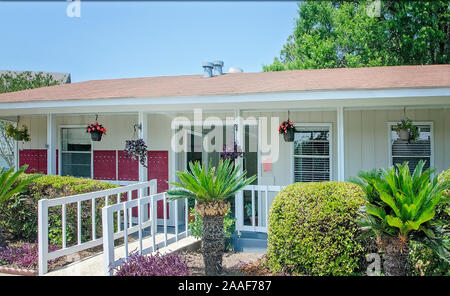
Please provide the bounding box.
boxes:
[2,86,449,235]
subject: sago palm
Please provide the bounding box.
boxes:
[0,165,38,247]
[167,158,256,275]
[350,160,449,276]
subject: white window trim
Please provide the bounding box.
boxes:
[291,123,333,184]
[58,125,94,178]
[387,121,434,168]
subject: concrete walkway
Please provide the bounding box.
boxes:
[46,234,200,276]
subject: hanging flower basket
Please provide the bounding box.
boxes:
[394,118,419,142]
[6,124,30,142]
[278,119,295,142]
[397,129,410,141]
[124,139,148,167]
[86,122,106,141]
[220,143,243,161]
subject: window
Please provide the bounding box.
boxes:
[390,123,432,174]
[60,127,92,178]
[293,125,331,182]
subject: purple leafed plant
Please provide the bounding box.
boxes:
[124,139,148,167]
[0,243,59,270]
[114,251,190,276]
[220,143,243,160]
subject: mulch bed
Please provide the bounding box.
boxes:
[181,251,267,276]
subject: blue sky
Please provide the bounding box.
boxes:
[0,1,298,82]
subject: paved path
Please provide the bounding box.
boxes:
[46,234,199,276]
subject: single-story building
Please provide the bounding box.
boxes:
[0,64,449,242]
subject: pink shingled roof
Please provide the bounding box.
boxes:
[0,65,448,103]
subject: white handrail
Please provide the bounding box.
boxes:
[102,192,190,275]
[235,184,285,233]
[38,180,157,275]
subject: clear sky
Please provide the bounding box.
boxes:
[0,1,299,82]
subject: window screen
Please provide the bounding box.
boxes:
[293,126,331,182]
[390,124,431,174]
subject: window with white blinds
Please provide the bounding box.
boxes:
[293,126,331,182]
[390,123,432,174]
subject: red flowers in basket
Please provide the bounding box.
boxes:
[278,119,294,134]
[86,122,107,135]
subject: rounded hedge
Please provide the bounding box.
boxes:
[267,181,366,275]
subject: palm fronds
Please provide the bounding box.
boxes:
[350,160,450,242]
[166,159,256,203]
[0,165,39,204]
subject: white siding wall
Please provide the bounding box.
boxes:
[344,107,450,178]
[17,107,450,182]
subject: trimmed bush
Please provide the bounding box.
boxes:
[114,252,190,276]
[267,182,366,276]
[0,174,117,245]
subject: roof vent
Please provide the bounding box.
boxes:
[212,60,224,76]
[229,67,243,73]
[202,62,213,78]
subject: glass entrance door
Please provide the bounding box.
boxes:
[60,127,92,178]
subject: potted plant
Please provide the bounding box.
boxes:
[6,124,30,142]
[394,118,419,142]
[124,138,148,167]
[278,119,295,142]
[86,122,106,141]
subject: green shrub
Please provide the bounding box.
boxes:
[408,169,450,276]
[267,181,366,276]
[0,174,118,245]
[188,207,235,250]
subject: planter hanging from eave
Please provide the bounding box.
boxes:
[283,129,295,142]
[90,130,103,141]
[397,129,410,141]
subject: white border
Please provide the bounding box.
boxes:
[58,125,93,178]
[387,121,434,168]
[291,123,333,184]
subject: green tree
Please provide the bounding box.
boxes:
[264,1,449,71]
[166,159,256,275]
[0,72,63,169]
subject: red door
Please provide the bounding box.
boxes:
[147,151,169,219]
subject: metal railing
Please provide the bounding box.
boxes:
[102,191,190,275]
[38,180,157,275]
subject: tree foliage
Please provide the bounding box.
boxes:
[263,1,449,71]
[0,72,63,168]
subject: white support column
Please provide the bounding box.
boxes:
[47,113,57,175]
[138,112,148,182]
[234,109,244,235]
[337,106,345,181]
[14,140,18,171]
